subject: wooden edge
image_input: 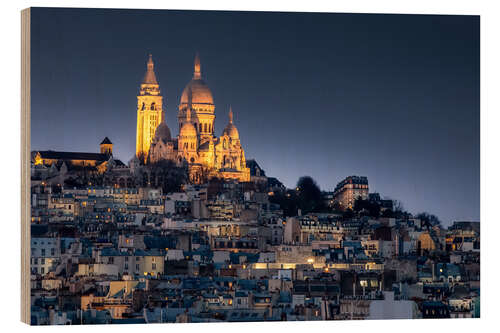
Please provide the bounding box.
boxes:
[21,7,31,325]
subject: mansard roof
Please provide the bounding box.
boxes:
[246,159,266,177]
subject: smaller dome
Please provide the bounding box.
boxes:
[154,122,172,142]
[223,123,239,140]
[222,107,239,140]
[180,121,197,137]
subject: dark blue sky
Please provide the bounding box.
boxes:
[30,8,480,225]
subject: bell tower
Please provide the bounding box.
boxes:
[100,137,113,156]
[136,54,164,162]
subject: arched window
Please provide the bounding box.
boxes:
[204,123,208,133]
[199,123,203,132]
[151,103,155,110]
[141,102,145,110]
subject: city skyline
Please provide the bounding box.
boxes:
[30,8,480,225]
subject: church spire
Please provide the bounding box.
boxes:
[186,86,193,123]
[193,52,201,80]
[143,54,158,85]
[229,106,233,124]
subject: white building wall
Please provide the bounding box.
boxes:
[367,292,419,319]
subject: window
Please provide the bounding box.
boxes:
[51,248,55,256]
[204,123,207,132]
[41,249,45,256]
[136,264,140,271]
[152,263,157,270]
[40,267,44,274]
[199,123,202,132]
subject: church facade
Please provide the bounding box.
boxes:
[135,54,250,183]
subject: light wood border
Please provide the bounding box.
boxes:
[21,7,31,325]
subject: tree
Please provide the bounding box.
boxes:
[296,176,324,214]
[269,189,299,217]
[268,176,328,217]
[392,199,411,219]
[415,212,442,228]
[138,159,188,193]
[381,209,395,218]
[353,197,380,218]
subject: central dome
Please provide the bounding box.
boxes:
[179,53,214,106]
[154,121,171,142]
[180,79,214,105]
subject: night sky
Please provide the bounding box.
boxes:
[30,8,480,226]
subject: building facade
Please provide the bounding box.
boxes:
[137,54,250,183]
[333,176,369,210]
[32,137,120,175]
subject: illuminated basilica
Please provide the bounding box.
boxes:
[135,54,250,183]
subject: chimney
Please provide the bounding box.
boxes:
[432,262,436,282]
